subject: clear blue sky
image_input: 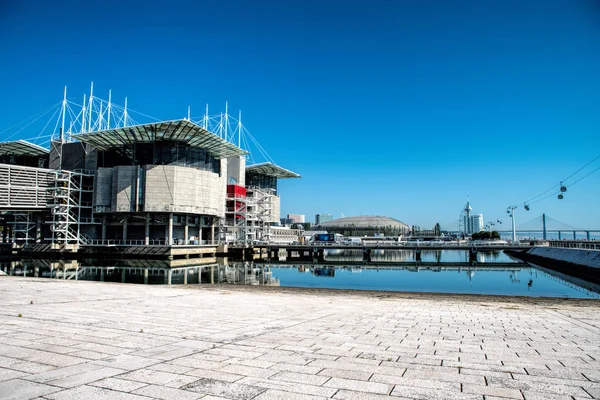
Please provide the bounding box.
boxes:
[1,0,599,229]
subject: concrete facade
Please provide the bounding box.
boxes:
[95,163,227,218]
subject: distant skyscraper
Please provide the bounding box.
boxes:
[287,214,305,223]
[459,199,484,234]
[315,213,333,225]
[469,214,484,233]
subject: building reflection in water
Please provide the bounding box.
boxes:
[1,258,598,299]
[0,259,280,287]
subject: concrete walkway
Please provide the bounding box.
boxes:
[0,278,599,400]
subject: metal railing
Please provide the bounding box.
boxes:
[83,239,215,246]
[549,240,600,250]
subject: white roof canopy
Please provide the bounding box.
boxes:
[72,119,247,159]
[245,162,300,178]
[0,140,49,157]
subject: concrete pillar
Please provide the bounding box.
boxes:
[168,213,174,246]
[573,231,577,240]
[210,264,214,284]
[211,218,215,245]
[144,268,148,284]
[198,220,203,244]
[587,231,591,240]
[34,266,39,277]
[184,216,189,245]
[100,268,105,282]
[122,217,128,242]
[101,215,107,241]
[167,269,172,285]
[121,269,126,283]
[558,231,562,240]
[183,269,188,285]
[145,214,150,245]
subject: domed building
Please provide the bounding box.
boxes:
[315,215,410,236]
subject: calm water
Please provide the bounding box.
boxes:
[1,256,599,299]
[322,249,517,263]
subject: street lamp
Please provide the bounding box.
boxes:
[506,206,517,242]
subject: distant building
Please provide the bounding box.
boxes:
[280,218,294,226]
[287,214,305,223]
[459,199,484,235]
[315,213,333,225]
[470,214,484,233]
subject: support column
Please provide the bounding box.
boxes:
[184,216,189,245]
[144,268,148,284]
[101,215,107,241]
[121,268,126,283]
[168,213,174,246]
[122,217,128,242]
[167,269,172,285]
[558,231,562,240]
[144,214,150,245]
[211,218,215,245]
[587,231,591,241]
[573,231,577,240]
[100,268,105,282]
[183,269,188,285]
[542,213,547,240]
[198,217,203,244]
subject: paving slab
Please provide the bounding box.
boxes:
[0,277,599,400]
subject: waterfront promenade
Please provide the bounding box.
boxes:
[0,278,599,400]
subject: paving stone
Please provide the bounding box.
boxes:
[0,367,29,382]
[271,370,331,386]
[89,377,149,392]
[237,376,338,397]
[46,367,126,388]
[253,389,328,399]
[390,384,481,399]
[0,378,62,400]
[93,354,160,370]
[319,368,372,381]
[219,364,277,379]
[324,377,391,394]
[181,378,266,399]
[45,384,151,400]
[133,384,204,399]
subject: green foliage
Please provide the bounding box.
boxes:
[471,231,501,240]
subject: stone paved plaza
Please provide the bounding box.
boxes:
[0,277,599,400]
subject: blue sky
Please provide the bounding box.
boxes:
[1,0,599,229]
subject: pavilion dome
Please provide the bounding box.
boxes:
[317,216,410,230]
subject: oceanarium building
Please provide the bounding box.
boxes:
[0,95,299,247]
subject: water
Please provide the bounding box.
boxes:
[322,249,518,263]
[1,255,598,299]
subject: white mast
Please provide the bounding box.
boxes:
[107,90,112,129]
[81,94,87,133]
[60,86,67,142]
[204,104,208,129]
[123,97,128,128]
[219,112,223,139]
[187,105,191,121]
[224,101,229,141]
[98,102,103,131]
[238,110,242,148]
[87,82,94,132]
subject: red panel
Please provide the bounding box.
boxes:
[227,185,246,197]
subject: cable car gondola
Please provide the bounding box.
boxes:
[560,181,567,192]
[558,194,564,199]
